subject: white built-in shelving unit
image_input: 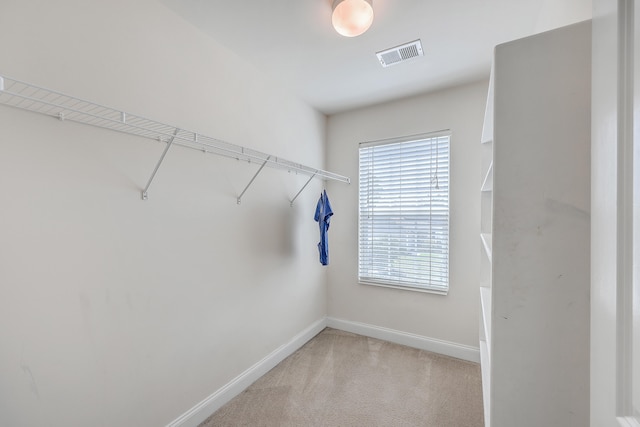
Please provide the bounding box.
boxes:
[479,21,591,427]
[479,56,494,427]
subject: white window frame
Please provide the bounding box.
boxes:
[358,130,450,295]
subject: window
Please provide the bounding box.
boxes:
[358,131,450,294]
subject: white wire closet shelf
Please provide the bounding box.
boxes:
[0,75,350,204]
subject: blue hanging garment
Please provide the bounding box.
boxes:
[314,190,333,266]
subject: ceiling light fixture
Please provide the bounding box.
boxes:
[332,0,374,37]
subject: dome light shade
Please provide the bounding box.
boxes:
[332,0,374,37]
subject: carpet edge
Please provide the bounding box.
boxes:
[326,317,480,363]
[165,317,328,427]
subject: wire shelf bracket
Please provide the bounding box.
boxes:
[0,75,350,203]
[290,173,317,207]
[237,155,270,205]
[141,128,179,200]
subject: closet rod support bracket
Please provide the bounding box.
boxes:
[237,155,271,205]
[141,128,180,200]
[290,172,317,207]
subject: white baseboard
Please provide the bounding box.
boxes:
[167,316,479,426]
[166,317,327,427]
[326,317,480,363]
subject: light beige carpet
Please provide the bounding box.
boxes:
[200,328,484,427]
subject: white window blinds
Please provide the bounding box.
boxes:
[358,132,450,294]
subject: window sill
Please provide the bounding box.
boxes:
[358,280,448,296]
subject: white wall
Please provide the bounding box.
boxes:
[325,81,487,349]
[0,1,330,426]
[533,0,592,33]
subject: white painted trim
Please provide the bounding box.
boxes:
[166,318,327,427]
[326,317,480,363]
[617,1,636,419]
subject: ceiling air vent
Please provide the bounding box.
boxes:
[376,39,423,68]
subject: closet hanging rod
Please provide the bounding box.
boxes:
[0,75,350,200]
